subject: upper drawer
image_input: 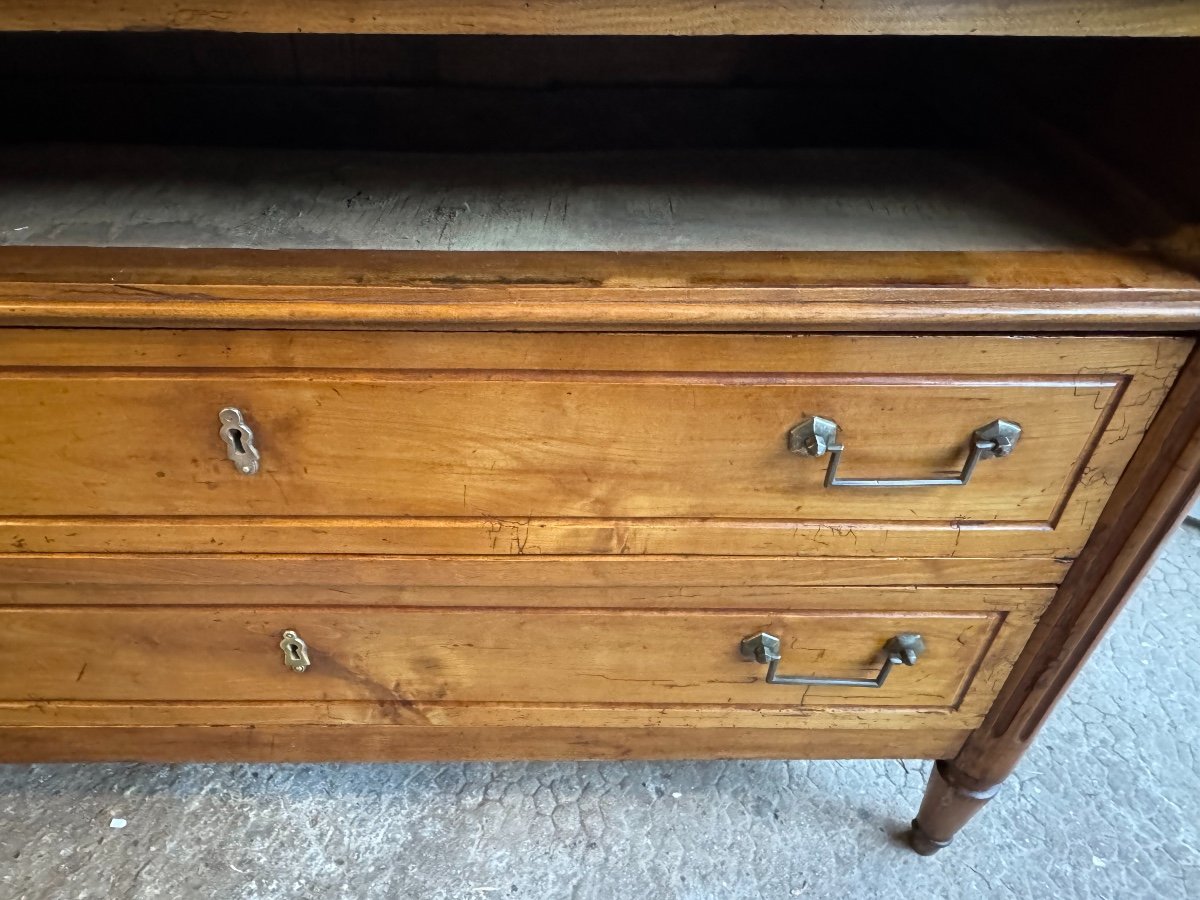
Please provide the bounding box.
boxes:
[0,331,1187,558]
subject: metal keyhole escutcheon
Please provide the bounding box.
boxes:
[218,407,261,475]
[280,630,311,673]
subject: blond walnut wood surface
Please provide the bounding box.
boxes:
[0,554,1070,588]
[0,580,1046,734]
[0,579,1048,728]
[0,331,1185,558]
[0,0,1194,36]
[0,585,1042,728]
[0,726,972,763]
[4,247,1200,331]
[0,609,1002,707]
[0,583,1050,612]
[0,378,1126,521]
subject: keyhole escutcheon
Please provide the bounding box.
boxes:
[218,407,261,475]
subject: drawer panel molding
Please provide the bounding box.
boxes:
[0,331,1187,558]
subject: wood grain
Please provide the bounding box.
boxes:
[1,329,1180,373]
[910,760,1002,855]
[0,145,1109,252]
[0,585,1041,734]
[0,607,1004,708]
[0,376,1127,521]
[0,554,1071,588]
[0,725,972,763]
[0,584,1052,612]
[910,344,1200,852]
[0,0,1194,36]
[0,566,1046,736]
[962,345,1200,773]
[0,518,1114,559]
[0,331,1184,558]
[2,247,1200,331]
[0,703,984,730]
[0,585,1041,728]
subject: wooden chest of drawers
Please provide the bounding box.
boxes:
[0,325,1184,743]
[2,11,1199,857]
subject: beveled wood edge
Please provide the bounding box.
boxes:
[0,554,1072,587]
[7,248,1198,287]
[0,0,1194,37]
[0,583,1057,609]
[0,329,1188,371]
[2,247,1200,331]
[12,299,1199,332]
[953,609,1039,719]
[0,703,987,730]
[0,725,971,763]
[0,519,1094,558]
[1044,372,1129,529]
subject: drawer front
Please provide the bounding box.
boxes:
[0,331,1187,557]
[0,378,1131,519]
[0,606,1010,713]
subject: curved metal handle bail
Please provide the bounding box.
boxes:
[740,631,925,689]
[788,417,1021,488]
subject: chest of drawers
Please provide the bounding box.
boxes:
[1,8,1199,857]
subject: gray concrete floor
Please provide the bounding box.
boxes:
[3,528,1199,900]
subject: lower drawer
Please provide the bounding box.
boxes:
[0,598,1040,729]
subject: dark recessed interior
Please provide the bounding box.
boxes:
[0,33,1196,253]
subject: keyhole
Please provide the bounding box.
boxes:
[284,640,306,670]
[229,428,245,455]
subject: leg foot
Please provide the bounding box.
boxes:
[908,818,953,856]
[908,760,1002,856]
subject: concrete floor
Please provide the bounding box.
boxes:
[2,528,1199,900]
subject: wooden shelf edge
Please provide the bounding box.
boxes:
[3,246,1200,332]
[0,725,970,763]
[0,1,1196,37]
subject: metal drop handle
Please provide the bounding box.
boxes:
[788,416,1021,488]
[740,632,925,689]
[280,630,311,673]
[219,407,260,475]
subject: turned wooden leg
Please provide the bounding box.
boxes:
[906,349,1200,855]
[909,761,1002,856]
